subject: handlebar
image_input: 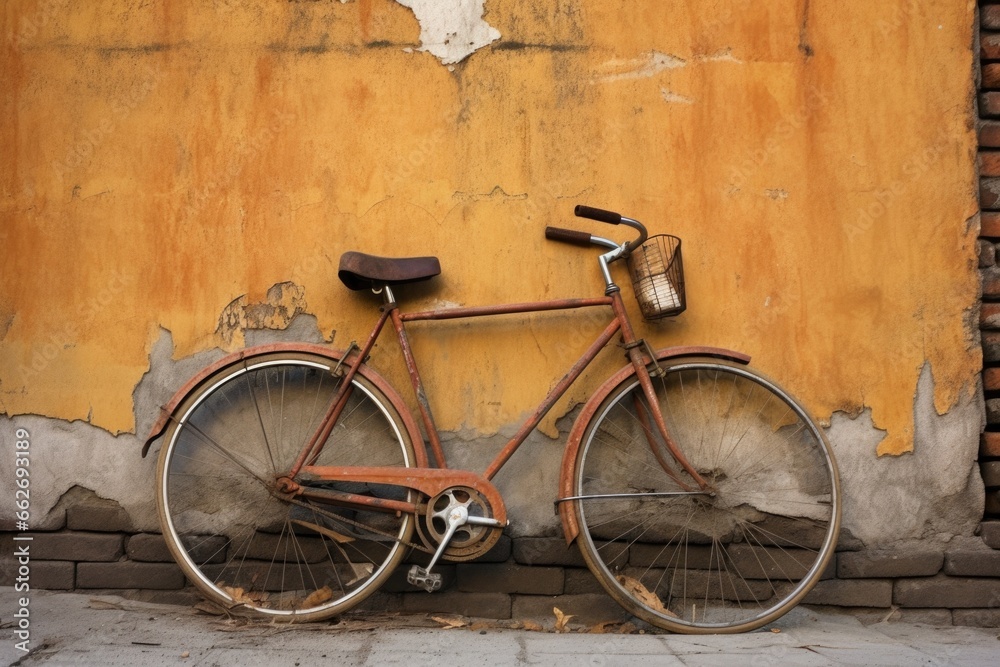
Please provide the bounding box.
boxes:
[574,205,622,225]
[544,204,648,257]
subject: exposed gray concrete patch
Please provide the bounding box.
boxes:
[0,314,334,533]
[243,311,329,347]
[395,0,500,65]
[132,327,225,441]
[2,331,209,531]
[827,364,985,547]
[0,413,159,531]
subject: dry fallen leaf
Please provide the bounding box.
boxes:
[553,607,574,632]
[522,620,544,632]
[302,586,333,607]
[220,585,271,609]
[615,575,678,618]
[588,621,617,634]
[431,616,468,629]
[180,651,190,659]
[770,628,781,633]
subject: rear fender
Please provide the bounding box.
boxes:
[140,343,429,467]
[557,346,750,545]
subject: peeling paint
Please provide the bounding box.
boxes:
[216,282,308,347]
[394,0,500,65]
[828,365,984,546]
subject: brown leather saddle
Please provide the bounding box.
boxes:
[338,251,441,291]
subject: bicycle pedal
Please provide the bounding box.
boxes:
[407,565,443,592]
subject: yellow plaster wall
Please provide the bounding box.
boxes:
[0,0,980,456]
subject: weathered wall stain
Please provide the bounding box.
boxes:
[0,0,981,465]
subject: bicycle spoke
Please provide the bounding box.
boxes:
[574,359,839,632]
[158,354,415,621]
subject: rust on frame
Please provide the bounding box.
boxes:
[300,465,509,525]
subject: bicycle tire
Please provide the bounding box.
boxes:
[155,351,416,622]
[573,357,840,633]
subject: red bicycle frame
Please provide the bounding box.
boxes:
[283,286,712,511]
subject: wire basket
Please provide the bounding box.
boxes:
[627,234,686,320]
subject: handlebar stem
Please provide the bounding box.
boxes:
[598,246,624,294]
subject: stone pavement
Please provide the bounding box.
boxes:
[2,589,999,666]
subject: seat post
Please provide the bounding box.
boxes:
[380,284,397,310]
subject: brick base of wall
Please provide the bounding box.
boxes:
[3,529,999,628]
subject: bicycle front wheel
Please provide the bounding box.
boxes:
[573,358,840,633]
[155,351,416,622]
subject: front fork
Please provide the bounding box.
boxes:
[610,290,713,493]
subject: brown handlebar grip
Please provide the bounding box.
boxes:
[545,226,594,246]
[574,205,622,224]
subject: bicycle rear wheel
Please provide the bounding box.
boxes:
[573,358,840,633]
[155,351,416,621]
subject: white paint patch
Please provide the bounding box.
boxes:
[395,0,501,65]
[695,48,743,64]
[660,88,694,104]
[595,51,686,82]
[430,299,465,310]
[596,48,741,85]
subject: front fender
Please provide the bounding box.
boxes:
[557,345,750,545]
[140,343,428,467]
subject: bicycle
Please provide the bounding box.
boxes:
[141,205,840,634]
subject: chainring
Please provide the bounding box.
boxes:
[414,486,503,562]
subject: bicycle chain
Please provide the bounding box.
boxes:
[285,494,434,554]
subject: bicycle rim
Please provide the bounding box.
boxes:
[156,352,415,621]
[574,359,840,633]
